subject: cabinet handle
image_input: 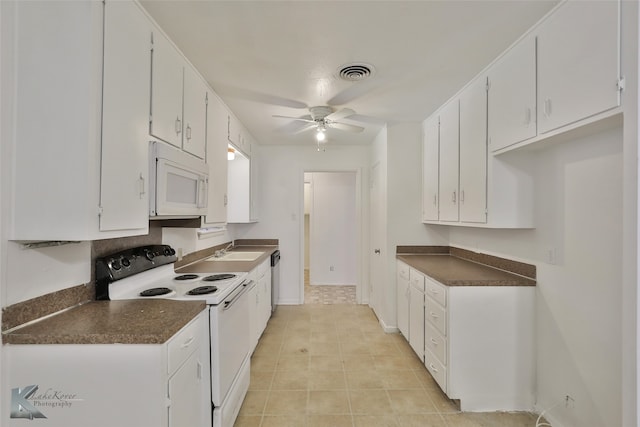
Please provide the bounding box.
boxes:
[186,124,192,140]
[429,288,439,295]
[433,194,437,206]
[139,174,145,199]
[525,107,532,125]
[224,194,228,207]
[430,338,438,345]
[197,361,203,380]
[430,312,439,319]
[429,363,439,373]
[180,336,195,348]
[543,99,552,118]
[175,116,182,134]
[460,190,465,204]
[452,191,456,204]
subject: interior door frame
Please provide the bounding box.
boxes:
[299,168,364,304]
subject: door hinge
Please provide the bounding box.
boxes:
[205,92,209,105]
[486,79,491,92]
[97,206,103,216]
[617,77,626,92]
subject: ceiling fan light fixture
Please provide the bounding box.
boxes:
[315,127,326,142]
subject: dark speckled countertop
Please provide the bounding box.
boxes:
[397,247,536,287]
[3,300,207,345]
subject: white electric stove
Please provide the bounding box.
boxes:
[96,245,253,427]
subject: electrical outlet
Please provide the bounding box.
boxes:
[546,247,557,265]
[565,395,575,408]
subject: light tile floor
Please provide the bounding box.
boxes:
[235,304,540,427]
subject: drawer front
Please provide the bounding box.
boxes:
[425,276,446,307]
[426,297,447,337]
[397,261,410,281]
[425,323,447,365]
[409,268,425,292]
[168,313,205,375]
[425,349,447,393]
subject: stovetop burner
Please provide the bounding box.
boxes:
[139,287,173,297]
[174,274,199,281]
[202,274,236,282]
[187,285,218,295]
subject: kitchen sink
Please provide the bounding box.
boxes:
[207,251,264,262]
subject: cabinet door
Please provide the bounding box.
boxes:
[182,65,207,159]
[438,100,460,222]
[537,0,620,134]
[227,113,241,147]
[487,35,536,152]
[168,351,205,427]
[422,116,439,221]
[204,93,229,224]
[150,30,184,148]
[459,77,487,223]
[100,0,151,233]
[396,262,410,338]
[409,284,425,360]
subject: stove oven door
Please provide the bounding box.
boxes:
[209,281,252,406]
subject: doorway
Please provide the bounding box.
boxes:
[303,171,358,304]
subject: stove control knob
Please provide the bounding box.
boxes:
[145,250,155,261]
[121,257,131,267]
[164,247,175,256]
[111,260,121,271]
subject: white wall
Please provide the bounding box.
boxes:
[449,126,623,427]
[231,143,370,305]
[308,172,357,286]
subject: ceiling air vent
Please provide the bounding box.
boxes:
[337,63,374,82]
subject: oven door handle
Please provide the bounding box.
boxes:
[223,280,253,311]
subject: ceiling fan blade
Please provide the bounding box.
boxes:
[272,114,316,123]
[328,122,365,133]
[293,123,318,134]
[325,108,355,122]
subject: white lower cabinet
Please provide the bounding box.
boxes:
[422,276,536,411]
[396,261,411,338]
[408,268,425,361]
[249,258,272,353]
[5,311,211,427]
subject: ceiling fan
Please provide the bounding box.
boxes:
[273,106,365,141]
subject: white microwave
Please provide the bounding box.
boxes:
[149,141,209,218]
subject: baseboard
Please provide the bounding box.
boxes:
[378,317,399,333]
[276,299,303,305]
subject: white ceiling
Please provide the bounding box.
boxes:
[140,0,558,147]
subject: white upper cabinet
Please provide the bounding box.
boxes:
[537,0,620,134]
[100,0,152,233]
[9,0,153,241]
[459,77,487,223]
[487,36,537,152]
[438,100,460,222]
[150,30,184,148]
[182,65,207,159]
[422,116,439,222]
[203,93,229,225]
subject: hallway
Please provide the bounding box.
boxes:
[235,304,539,426]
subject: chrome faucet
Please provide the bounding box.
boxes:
[214,242,234,258]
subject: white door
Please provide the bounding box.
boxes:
[422,116,439,221]
[100,0,151,233]
[537,0,620,134]
[459,76,487,223]
[438,100,460,222]
[369,162,384,315]
[150,29,183,148]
